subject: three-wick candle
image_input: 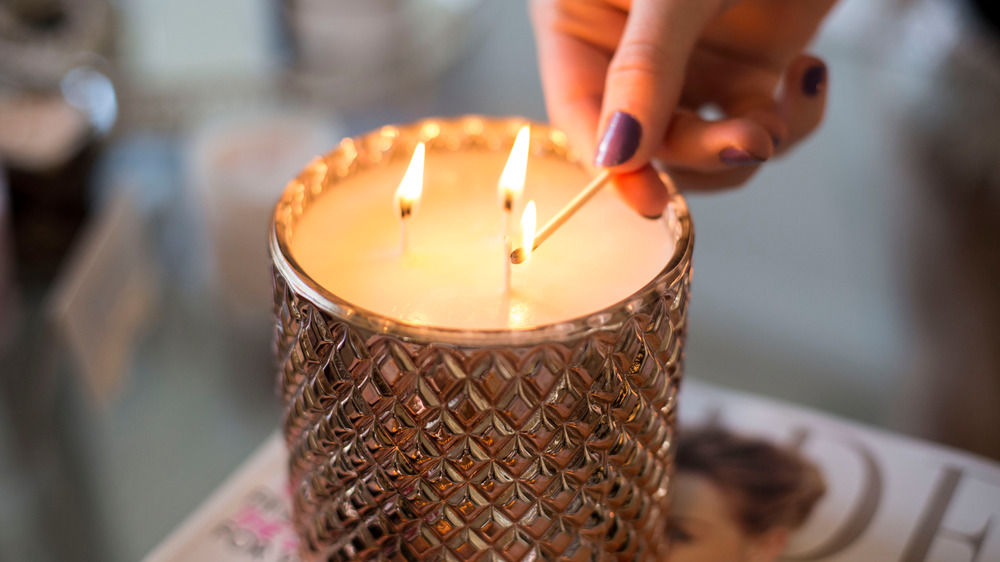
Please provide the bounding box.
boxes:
[290,123,675,330]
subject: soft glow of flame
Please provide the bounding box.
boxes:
[395,143,425,219]
[520,201,537,262]
[498,126,530,210]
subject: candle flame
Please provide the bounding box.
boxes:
[499,126,530,211]
[395,142,425,219]
[519,201,537,262]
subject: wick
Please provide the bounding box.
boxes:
[502,236,512,296]
[398,205,412,256]
[394,142,423,257]
[510,169,613,264]
[502,195,515,241]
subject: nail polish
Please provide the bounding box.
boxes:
[594,111,642,167]
[719,146,765,166]
[803,64,826,97]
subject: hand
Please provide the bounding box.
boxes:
[531,0,837,216]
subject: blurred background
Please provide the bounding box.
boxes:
[0,0,998,560]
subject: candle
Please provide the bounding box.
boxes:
[271,117,694,562]
[289,129,674,330]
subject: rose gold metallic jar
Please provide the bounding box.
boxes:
[270,116,693,561]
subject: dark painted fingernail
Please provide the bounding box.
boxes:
[594,111,642,167]
[803,64,826,97]
[771,135,782,148]
[720,146,765,166]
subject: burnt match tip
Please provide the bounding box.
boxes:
[509,247,528,264]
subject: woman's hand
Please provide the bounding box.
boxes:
[531,0,838,216]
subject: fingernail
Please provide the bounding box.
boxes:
[594,111,642,167]
[719,146,765,166]
[802,64,826,97]
[641,212,663,220]
[771,135,782,149]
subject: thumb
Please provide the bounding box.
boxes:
[594,0,721,171]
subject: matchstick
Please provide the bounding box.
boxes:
[510,169,613,264]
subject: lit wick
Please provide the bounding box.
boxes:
[394,142,425,256]
[502,236,513,296]
[510,170,612,264]
[504,201,535,297]
[498,125,530,238]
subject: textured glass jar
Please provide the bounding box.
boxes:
[270,116,693,561]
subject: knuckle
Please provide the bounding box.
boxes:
[609,40,671,80]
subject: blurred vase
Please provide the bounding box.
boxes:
[0,0,117,283]
[897,3,1000,460]
[0,171,16,352]
[187,110,341,326]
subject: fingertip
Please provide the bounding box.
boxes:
[784,55,829,103]
[719,146,766,166]
[742,109,788,153]
[669,166,761,192]
[778,54,829,151]
[657,112,774,171]
[721,96,788,153]
[725,119,775,163]
[594,110,643,168]
[801,61,828,97]
[612,166,670,218]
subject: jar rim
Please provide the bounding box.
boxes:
[270,115,693,347]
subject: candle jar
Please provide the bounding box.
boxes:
[270,117,693,561]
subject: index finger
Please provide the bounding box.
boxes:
[530,0,622,161]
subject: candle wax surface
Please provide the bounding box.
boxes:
[291,149,675,330]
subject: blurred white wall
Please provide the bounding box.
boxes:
[115,0,276,83]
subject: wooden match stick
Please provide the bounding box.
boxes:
[510,169,613,264]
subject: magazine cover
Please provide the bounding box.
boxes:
[143,382,1000,562]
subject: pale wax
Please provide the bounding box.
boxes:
[291,149,675,330]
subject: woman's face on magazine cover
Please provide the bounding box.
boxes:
[666,473,787,562]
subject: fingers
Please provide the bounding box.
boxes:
[655,109,774,172]
[530,0,622,161]
[533,0,829,210]
[655,55,828,193]
[612,165,671,217]
[651,54,828,192]
[594,0,722,171]
[723,94,789,150]
[667,166,761,192]
[776,55,828,154]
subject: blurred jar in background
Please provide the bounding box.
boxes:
[899,0,1000,460]
[281,0,490,107]
[0,0,117,284]
[0,171,16,353]
[186,111,340,329]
